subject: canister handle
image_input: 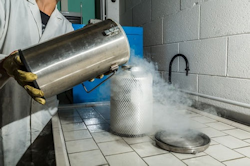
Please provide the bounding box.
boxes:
[82,64,118,93]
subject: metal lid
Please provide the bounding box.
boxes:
[155,130,210,154]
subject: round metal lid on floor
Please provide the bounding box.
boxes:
[155,130,210,154]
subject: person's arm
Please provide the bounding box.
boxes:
[0,0,9,60]
[0,1,45,104]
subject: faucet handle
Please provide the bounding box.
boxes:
[185,67,190,76]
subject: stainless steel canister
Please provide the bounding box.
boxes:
[110,66,153,137]
[18,19,130,98]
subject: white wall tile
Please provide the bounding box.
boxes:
[132,0,151,26]
[198,97,250,117]
[201,0,250,38]
[169,73,198,92]
[179,37,227,76]
[199,75,250,105]
[143,19,163,46]
[119,0,126,14]
[181,0,203,10]
[143,47,151,62]
[126,0,141,10]
[151,43,179,71]
[228,34,250,79]
[152,0,180,20]
[120,9,133,26]
[163,6,199,43]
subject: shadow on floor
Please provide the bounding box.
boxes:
[17,120,55,166]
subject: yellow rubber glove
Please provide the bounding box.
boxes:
[88,74,104,82]
[2,51,46,105]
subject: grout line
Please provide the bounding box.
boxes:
[233,145,250,150]
[200,32,250,41]
[58,112,72,166]
[161,18,163,44]
[226,37,229,76]
[62,106,110,165]
[172,153,207,161]
[198,4,201,40]
[60,106,250,165]
[221,156,246,163]
[171,72,250,81]
[189,108,250,141]
[202,150,233,164]
[104,151,136,157]
[82,106,109,165]
[67,148,100,155]
[142,152,169,159]
[120,137,150,165]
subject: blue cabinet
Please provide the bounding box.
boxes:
[72,25,143,103]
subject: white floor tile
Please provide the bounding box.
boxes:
[199,128,227,138]
[106,152,147,166]
[58,106,250,166]
[183,155,225,166]
[60,116,83,125]
[231,123,250,132]
[192,116,217,123]
[79,112,101,119]
[210,140,219,146]
[190,121,208,129]
[217,118,234,126]
[92,131,121,143]
[206,122,235,131]
[98,139,133,156]
[223,158,250,166]
[123,136,152,145]
[172,152,206,160]
[186,112,203,118]
[144,153,186,166]
[83,117,107,126]
[58,109,79,118]
[244,139,250,143]
[224,158,250,166]
[131,141,167,157]
[61,122,86,132]
[224,129,250,140]
[66,139,98,154]
[235,147,250,157]
[69,150,107,166]
[149,135,155,140]
[63,130,92,141]
[77,107,95,114]
[205,145,243,161]
[87,123,110,133]
[212,136,249,149]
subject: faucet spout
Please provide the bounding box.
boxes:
[168,54,189,84]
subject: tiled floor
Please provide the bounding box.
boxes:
[54,105,250,166]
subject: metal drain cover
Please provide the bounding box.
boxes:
[155,130,210,154]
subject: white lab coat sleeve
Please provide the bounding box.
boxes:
[0,0,9,60]
[0,54,7,61]
[66,22,74,33]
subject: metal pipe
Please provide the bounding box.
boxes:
[181,90,250,109]
[169,54,190,84]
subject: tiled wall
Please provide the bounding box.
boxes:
[120,0,250,114]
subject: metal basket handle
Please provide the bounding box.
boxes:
[82,64,118,93]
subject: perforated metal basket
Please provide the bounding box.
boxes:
[110,66,153,137]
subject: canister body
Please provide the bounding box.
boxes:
[110,67,153,137]
[19,19,130,98]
